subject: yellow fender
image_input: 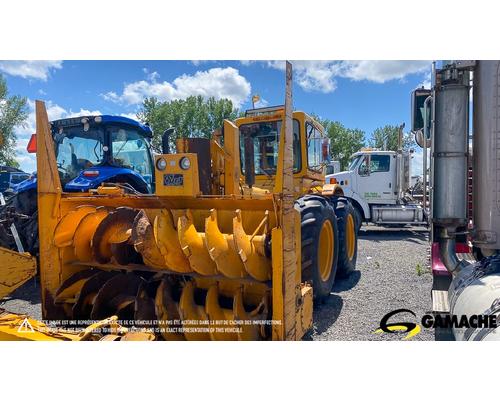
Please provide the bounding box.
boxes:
[179,281,210,340]
[233,210,271,281]
[53,205,96,247]
[177,211,217,276]
[205,285,238,340]
[73,207,110,262]
[153,210,192,273]
[205,209,247,278]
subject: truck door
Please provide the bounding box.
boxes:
[357,153,396,203]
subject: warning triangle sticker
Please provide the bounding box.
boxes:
[18,317,35,333]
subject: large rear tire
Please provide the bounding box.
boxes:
[334,198,358,278]
[295,195,339,302]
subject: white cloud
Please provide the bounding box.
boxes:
[120,112,140,121]
[266,60,431,93]
[142,68,160,82]
[0,61,62,81]
[339,61,430,83]
[14,100,101,173]
[101,67,251,108]
[266,61,341,93]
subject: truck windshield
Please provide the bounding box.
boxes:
[110,127,153,179]
[239,119,301,176]
[54,127,104,183]
[348,155,362,171]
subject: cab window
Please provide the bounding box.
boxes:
[110,127,153,179]
[306,123,323,171]
[358,154,390,175]
[370,154,390,172]
[239,119,301,175]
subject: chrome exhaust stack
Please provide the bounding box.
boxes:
[433,62,471,275]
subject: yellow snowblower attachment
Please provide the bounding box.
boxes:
[3,62,356,341]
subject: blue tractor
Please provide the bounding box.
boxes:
[0,115,156,255]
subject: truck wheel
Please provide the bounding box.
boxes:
[334,199,358,278]
[295,195,339,302]
[352,205,362,232]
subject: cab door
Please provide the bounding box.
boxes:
[357,153,396,203]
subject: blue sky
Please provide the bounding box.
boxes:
[0,60,431,173]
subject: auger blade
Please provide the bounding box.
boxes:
[178,211,217,276]
[131,210,165,269]
[233,287,269,341]
[205,285,238,340]
[179,281,210,340]
[153,210,192,273]
[90,273,143,320]
[92,207,141,265]
[154,277,184,340]
[54,269,100,305]
[73,207,110,262]
[53,205,96,248]
[72,271,119,319]
[205,209,247,279]
[233,210,271,281]
[134,279,160,330]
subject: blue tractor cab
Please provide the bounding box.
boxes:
[18,115,154,196]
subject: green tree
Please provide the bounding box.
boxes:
[369,124,415,151]
[137,95,239,152]
[0,75,28,168]
[319,119,366,170]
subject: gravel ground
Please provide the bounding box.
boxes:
[1,277,42,320]
[309,225,434,341]
[1,225,433,341]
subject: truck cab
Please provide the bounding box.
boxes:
[331,148,422,227]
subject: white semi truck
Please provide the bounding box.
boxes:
[329,146,426,229]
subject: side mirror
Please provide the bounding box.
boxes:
[411,88,431,132]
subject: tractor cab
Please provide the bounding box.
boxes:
[235,106,331,195]
[23,115,154,194]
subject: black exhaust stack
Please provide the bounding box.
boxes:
[162,127,175,154]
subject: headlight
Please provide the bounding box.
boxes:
[156,157,167,171]
[179,157,191,170]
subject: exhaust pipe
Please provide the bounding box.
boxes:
[162,127,175,154]
[439,228,468,275]
[432,63,470,274]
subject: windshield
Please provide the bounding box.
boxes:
[110,127,153,180]
[239,119,301,176]
[55,127,104,183]
[348,155,362,171]
[53,123,153,185]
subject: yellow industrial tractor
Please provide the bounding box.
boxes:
[0,62,358,340]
